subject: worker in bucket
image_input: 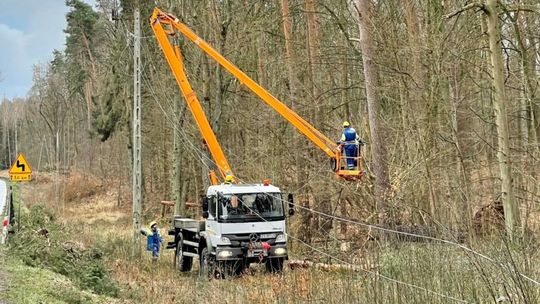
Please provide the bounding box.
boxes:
[339,121,363,169]
[224,174,234,184]
[140,221,163,262]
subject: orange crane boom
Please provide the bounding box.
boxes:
[150,8,362,181]
[150,16,231,185]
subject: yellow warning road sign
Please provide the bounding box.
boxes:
[9,154,32,182]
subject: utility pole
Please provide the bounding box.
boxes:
[132,2,142,257]
[55,131,60,211]
[14,121,17,157]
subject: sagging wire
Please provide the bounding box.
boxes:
[237,180,540,287]
[229,194,470,303]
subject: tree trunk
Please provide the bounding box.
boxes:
[511,12,539,151]
[208,0,225,133]
[485,0,520,238]
[173,95,184,216]
[280,0,305,190]
[523,12,540,147]
[353,0,391,222]
[305,0,321,117]
[449,70,472,229]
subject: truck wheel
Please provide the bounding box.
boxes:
[175,235,192,272]
[265,258,284,273]
[199,247,214,278]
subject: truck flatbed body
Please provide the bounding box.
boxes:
[174,217,205,233]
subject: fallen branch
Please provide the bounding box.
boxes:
[288,259,374,272]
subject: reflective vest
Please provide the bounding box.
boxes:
[142,229,162,251]
[341,127,358,143]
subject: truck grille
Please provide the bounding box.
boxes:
[222,233,277,246]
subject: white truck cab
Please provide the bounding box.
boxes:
[170,182,294,277]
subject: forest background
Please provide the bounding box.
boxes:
[1,0,540,287]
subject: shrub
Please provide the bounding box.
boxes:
[8,204,119,297]
[63,173,103,202]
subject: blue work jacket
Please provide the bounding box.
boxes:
[143,230,162,251]
[341,127,359,143]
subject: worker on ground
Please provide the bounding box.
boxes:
[140,221,163,262]
[340,121,362,169]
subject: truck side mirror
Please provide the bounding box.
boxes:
[201,196,209,219]
[287,193,295,216]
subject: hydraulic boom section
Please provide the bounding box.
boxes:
[150,8,362,180]
[150,13,232,185]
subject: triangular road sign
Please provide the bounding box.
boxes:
[9,154,32,175]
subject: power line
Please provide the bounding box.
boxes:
[237,179,540,287]
[287,234,470,303]
[117,19,215,169]
[230,194,470,303]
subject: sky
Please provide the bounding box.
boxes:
[0,0,96,99]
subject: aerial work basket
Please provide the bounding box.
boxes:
[331,142,363,180]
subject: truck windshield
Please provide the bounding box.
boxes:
[218,193,284,222]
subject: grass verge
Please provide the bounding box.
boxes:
[2,254,116,304]
[2,181,120,303]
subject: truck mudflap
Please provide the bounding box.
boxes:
[215,242,287,261]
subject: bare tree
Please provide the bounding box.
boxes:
[352,0,391,223]
[485,0,519,238]
[446,0,522,238]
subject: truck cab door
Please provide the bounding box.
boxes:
[205,196,221,246]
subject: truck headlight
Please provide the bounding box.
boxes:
[274,248,287,256]
[276,234,286,243]
[217,250,233,258]
[220,237,231,245]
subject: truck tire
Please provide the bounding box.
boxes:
[175,234,192,272]
[265,257,284,273]
[199,247,214,278]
